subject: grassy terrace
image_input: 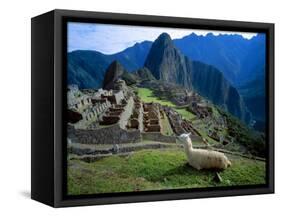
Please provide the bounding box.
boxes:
[138,88,195,121]
[68,149,266,195]
[161,113,174,136]
[137,87,220,144]
[175,108,196,121]
[137,88,176,107]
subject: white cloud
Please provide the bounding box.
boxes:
[67,22,258,54]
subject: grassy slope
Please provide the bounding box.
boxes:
[138,88,219,143]
[68,149,266,195]
[138,88,198,119]
[161,113,174,136]
[138,88,196,121]
[175,108,196,120]
[137,88,176,107]
[68,87,266,195]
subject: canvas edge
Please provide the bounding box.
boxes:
[37,9,275,207]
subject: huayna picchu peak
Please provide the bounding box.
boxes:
[144,33,251,123]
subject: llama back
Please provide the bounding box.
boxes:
[188,149,230,170]
[179,133,231,170]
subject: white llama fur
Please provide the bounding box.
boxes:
[178,133,231,170]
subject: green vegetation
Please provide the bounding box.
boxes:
[68,149,266,195]
[161,113,174,136]
[211,106,221,119]
[175,108,196,121]
[217,107,265,157]
[188,120,218,145]
[137,87,264,157]
[121,72,139,85]
[137,88,176,107]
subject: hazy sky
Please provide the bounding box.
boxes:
[67,22,258,54]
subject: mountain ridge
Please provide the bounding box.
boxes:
[144,33,192,90]
[144,33,250,123]
[68,32,265,88]
[67,32,264,123]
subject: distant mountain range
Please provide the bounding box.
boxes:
[99,33,251,123]
[174,33,266,86]
[144,33,251,122]
[68,32,265,87]
[68,32,265,125]
[67,41,152,89]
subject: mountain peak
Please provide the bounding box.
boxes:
[154,32,173,46]
[158,32,172,40]
[144,32,192,89]
[109,60,122,68]
[206,32,215,37]
[103,60,127,90]
[189,32,197,37]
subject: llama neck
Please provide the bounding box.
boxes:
[188,140,193,150]
[184,141,193,154]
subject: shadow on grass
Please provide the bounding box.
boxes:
[163,163,223,177]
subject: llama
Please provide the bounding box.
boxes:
[178,133,231,170]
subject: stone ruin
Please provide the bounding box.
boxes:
[67,85,113,128]
[100,102,126,125]
[143,103,161,133]
[169,89,212,120]
[127,97,141,129]
[164,107,185,135]
[190,102,212,119]
[98,90,134,127]
[164,106,202,139]
[100,90,125,104]
[67,81,208,146]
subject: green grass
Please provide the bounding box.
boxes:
[137,88,216,142]
[191,120,219,144]
[68,149,266,195]
[211,106,221,119]
[137,88,176,107]
[175,108,196,121]
[161,113,174,136]
[217,107,266,157]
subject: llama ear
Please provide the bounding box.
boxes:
[179,133,191,139]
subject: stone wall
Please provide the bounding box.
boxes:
[141,132,176,143]
[164,107,185,135]
[119,96,134,129]
[114,90,125,104]
[138,102,144,132]
[68,124,141,144]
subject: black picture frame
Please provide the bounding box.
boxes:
[31,9,274,207]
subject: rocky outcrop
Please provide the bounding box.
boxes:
[191,61,251,122]
[135,67,156,81]
[144,32,251,123]
[103,61,127,90]
[67,41,152,89]
[144,33,192,90]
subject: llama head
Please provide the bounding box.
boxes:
[178,133,192,149]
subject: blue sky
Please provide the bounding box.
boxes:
[67,22,257,54]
